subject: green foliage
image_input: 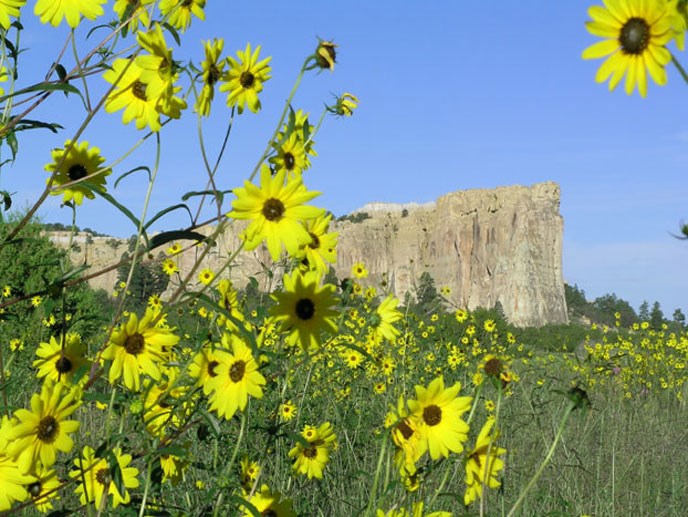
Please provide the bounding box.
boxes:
[565,283,638,327]
[0,214,114,351]
[337,211,371,223]
[116,251,169,310]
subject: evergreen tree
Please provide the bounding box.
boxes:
[638,300,650,321]
[672,308,686,328]
[649,301,665,330]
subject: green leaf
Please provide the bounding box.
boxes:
[83,185,144,238]
[13,119,64,134]
[105,449,126,499]
[1,190,12,211]
[6,131,17,162]
[120,1,138,38]
[147,230,207,252]
[55,64,67,82]
[154,445,188,459]
[114,165,151,188]
[198,408,222,437]
[143,203,193,231]
[161,22,181,46]
[55,263,91,283]
[181,189,233,205]
[17,81,81,97]
[230,495,261,517]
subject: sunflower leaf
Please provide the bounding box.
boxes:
[147,230,207,252]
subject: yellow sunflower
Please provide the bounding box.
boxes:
[196,38,226,117]
[159,0,205,32]
[45,140,110,206]
[371,295,403,344]
[207,334,266,420]
[0,0,25,30]
[5,382,81,473]
[33,333,90,386]
[407,376,472,460]
[113,0,153,31]
[0,455,35,511]
[216,278,245,330]
[351,261,368,279]
[219,43,272,114]
[240,484,296,517]
[288,422,337,480]
[279,400,297,421]
[102,308,179,392]
[27,464,61,513]
[227,164,324,261]
[270,269,338,350]
[464,418,507,506]
[582,0,681,97]
[104,58,162,131]
[34,0,105,28]
[297,213,338,277]
[314,40,337,71]
[70,445,139,509]
[269,132,308,178]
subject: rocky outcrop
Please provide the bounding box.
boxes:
[49,181,568,327]
[333,182,567,327]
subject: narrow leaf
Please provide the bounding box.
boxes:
[147,230,207,252]
[143,203,193,231]
[114,165,151,188]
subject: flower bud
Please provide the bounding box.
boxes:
[315,40,337,71]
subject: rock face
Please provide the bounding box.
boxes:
[334,182,568,327]
[49,181,568,327]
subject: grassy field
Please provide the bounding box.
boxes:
[2,287,686,516]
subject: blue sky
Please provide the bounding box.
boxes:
[1,1,686,317]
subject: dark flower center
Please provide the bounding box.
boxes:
[68,164,88,181]
[208,64,220,85]
[484,358,503,377]
[620,17,650,55]
[55,355,73,374]
[262,510,277,517]
[295,298,315,321]
[37,416,59,442]
[230,360,246,382]
[124,332,145,355]
[96,468,111,486]
[262,198,285,221]
[283,152,295,170]
[423,405,442,426]
[28,481,42,498]
[132,80,148,101]
[303,445,318,458]
[240,71,255,89]
[207,360,219,377]
[396,419,414,440]
[308,232,320,249]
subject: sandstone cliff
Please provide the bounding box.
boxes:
[49,181,568,327]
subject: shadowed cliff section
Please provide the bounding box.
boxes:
[48,181,568,327]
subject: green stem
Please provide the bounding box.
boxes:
[212,411,248,516]
[506,401,576,517]
[671,54,688,85]
[364,434,389,517]
[247,56,313,183]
